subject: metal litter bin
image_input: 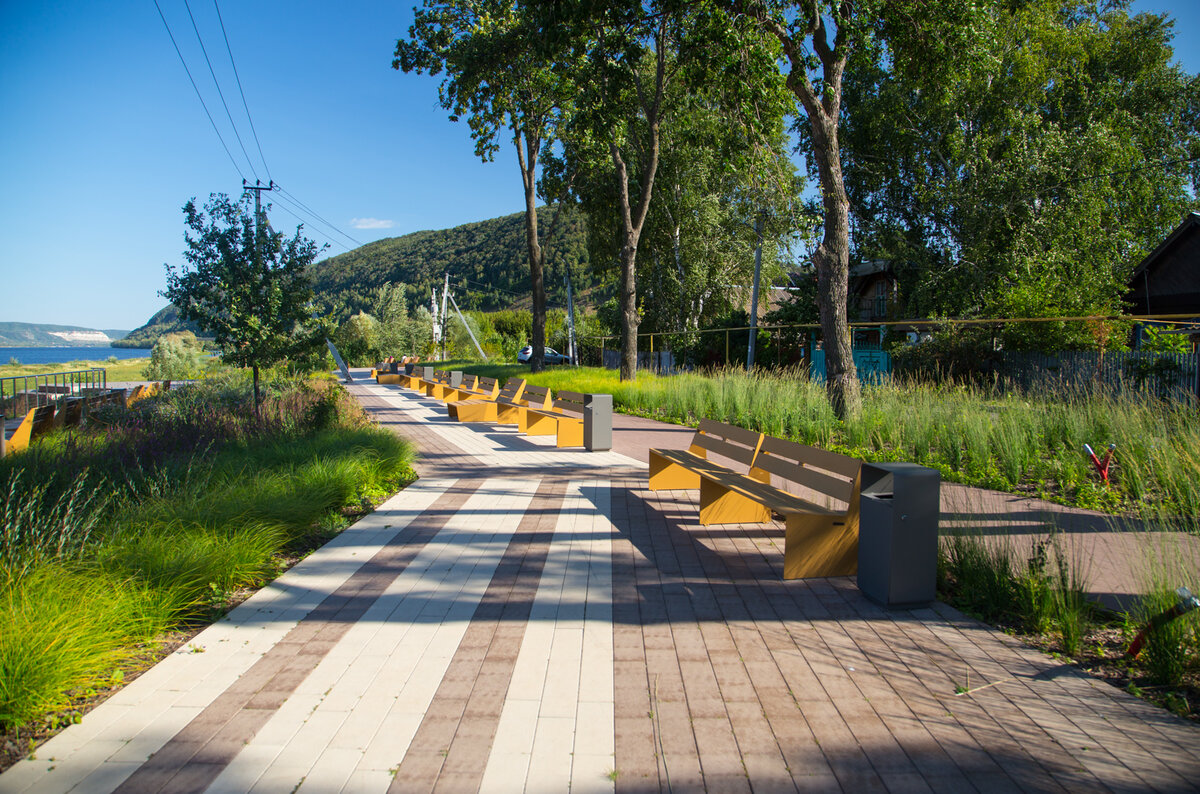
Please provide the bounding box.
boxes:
[583,393,612,451]
[857,462,940,608]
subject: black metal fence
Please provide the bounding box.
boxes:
[998,351,1198,402]
[1,368,108,421]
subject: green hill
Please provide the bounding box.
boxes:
[308,205,593,322]
[0,322,124,347]
[125,206,594,347]
[113,306,204,349]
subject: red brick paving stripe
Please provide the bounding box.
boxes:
[388,476,569,793]
[113,479,484,794]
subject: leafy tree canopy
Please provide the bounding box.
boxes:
[163,193,327,413]
[841,0,1200,343]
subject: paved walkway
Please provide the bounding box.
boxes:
[3,376,1199,792]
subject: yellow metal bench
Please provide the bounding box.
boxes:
[4,404,57,456]
[445,374,499,403]
[448,377,526,423]
[520,390,587,447]
[650,422,862,579]
[495,383,553,425]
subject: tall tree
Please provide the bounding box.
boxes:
[163,194,326,417]
[735,0,874,419]
[395,0,574,371]
[840,0,1200,349]
[538,0,790,379]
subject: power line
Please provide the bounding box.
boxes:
[274,185,365,248]
[181,0,259,180]
[152,0,245,179]
[212,0,271,181]
[268,192,353,252]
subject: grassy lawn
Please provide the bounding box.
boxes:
[0,356,152,383]
[435,360,1199,516]
[0,374,415,760]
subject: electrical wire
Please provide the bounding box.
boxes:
[274,184,365,248]
[462,278,525,297]
[267,196,353,253]
[268,192,354,252]
[181,0,259,181]
[212,0,271,181]
[152,0,245,180]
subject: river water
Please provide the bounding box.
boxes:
[0,347,149,366]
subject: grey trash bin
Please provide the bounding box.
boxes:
[857,462,940,608]
[583,393,612,451]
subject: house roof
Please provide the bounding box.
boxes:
[1130,211,1200,281]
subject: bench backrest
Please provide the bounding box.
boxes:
[552,390,587,416]
[57,398,84,428]
[520,385,554,410]
[751,435,859,505]
[474,376,499,396]
[460,373,477,391]
[688,418,764,469]
[496,378,527,404]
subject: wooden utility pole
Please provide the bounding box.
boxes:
[242,179,275,418]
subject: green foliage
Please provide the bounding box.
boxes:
[1141,325,1191,354]
[142,331,204,380]
[334,312,380,367]
[308,207,592,323]
[114,304,204,349]
[939,529,1090,653]
[0,565,174,728]
[1138,588,1196,687]
[842,0,1200,321]
[163,193,329,412]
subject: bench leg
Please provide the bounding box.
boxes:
[452,402,498,423]
[556,419,584,448]
[699,479,772,525]
[495,403,523,425]
[521,412,556,436]
[648,451,702,490]
[782,513,858,579]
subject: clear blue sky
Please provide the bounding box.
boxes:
[1,1,1196,331]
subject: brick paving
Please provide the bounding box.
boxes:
[2,373,1199,793]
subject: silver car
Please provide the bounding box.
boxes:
[517,345,570,365]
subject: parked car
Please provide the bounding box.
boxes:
[517,345,570,365]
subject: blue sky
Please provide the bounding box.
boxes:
[1,1,1197,331]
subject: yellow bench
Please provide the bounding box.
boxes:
[650,421,862,579]
[521,390,587,447]
[495,383,553,425]
[448,377,526,423]
[4,404,57,456]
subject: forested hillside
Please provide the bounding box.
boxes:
[113,305,204,348]
[308,205,594,323]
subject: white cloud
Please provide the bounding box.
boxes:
[350,217,395,230]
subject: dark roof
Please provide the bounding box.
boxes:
[1130,212,1200,281]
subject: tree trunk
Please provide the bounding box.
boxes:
[808,112,861,420]
[752,7,862,420]
[252,363,261,421]
[516,128,546,373]
[618,234,639,380]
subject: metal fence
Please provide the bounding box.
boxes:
[998,350,1198,402]
[1,368,108,421]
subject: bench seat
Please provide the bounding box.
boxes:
[649,421,861,580]
[449,377,526,422]
[521,390,586,447]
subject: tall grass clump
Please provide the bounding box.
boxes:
[939,527,1092,654]
[0,565,175,727]
[479,363,1200,514]
[1135,522,1200,688]
[0,374,416,736]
